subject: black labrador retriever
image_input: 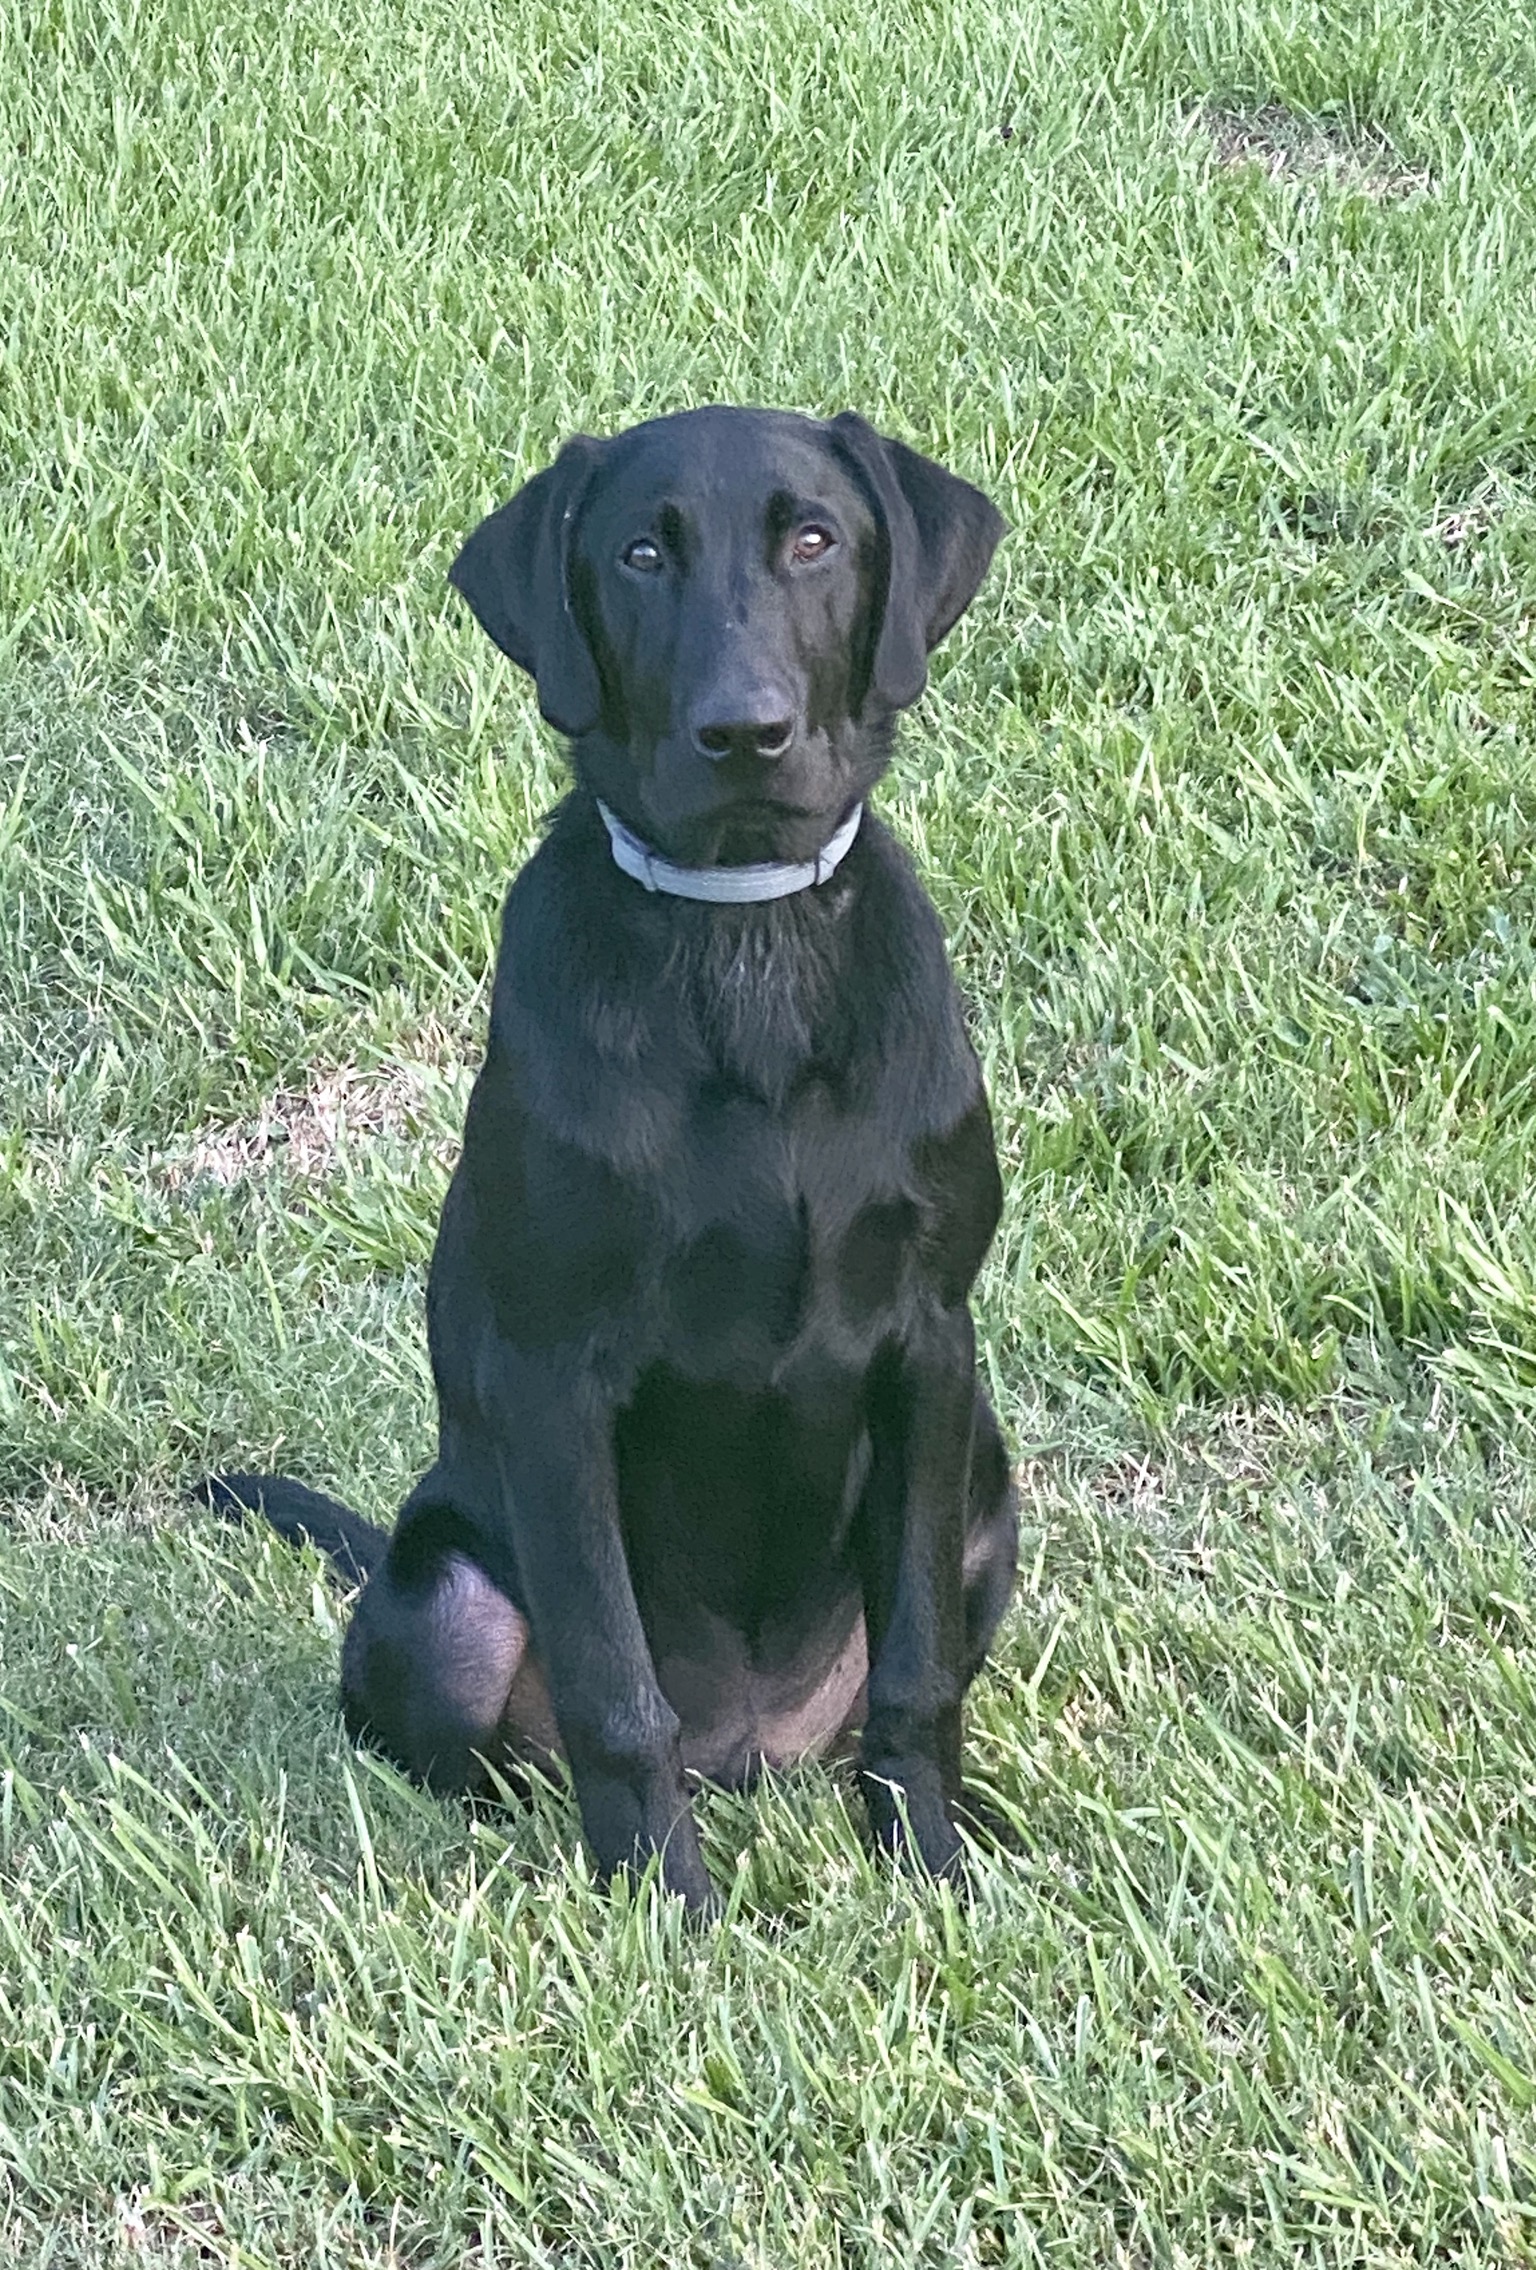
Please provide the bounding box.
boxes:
[206,406,1016,1913]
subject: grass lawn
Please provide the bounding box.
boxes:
[5,0,1536,2260]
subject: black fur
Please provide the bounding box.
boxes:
[205,406,1014,1911]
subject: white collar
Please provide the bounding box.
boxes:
[595,799,863,903]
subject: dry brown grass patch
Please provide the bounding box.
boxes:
[1201,103,1431,199]
[1428,473,1517,551]
[168,1025,471,1190]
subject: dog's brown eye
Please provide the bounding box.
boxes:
[622,537,664,573]
[791,525,835,563]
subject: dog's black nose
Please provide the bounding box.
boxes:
[691,703,795,763]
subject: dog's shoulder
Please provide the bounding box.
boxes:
[489,795,659,1041]
[844,814,986,1130]
[480,797,695,1170]
[851,812,963,977]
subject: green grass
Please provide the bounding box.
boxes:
[5,0,1536,2259]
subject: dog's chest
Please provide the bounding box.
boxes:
[657,1080,915,1381]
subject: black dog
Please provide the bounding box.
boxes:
[206,407,1015,1913]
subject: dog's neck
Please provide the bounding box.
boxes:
[681,881,854,1107]
[595,799,863,904]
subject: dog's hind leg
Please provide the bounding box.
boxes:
[200,1472,554,1793]
[339,1505,558,1796]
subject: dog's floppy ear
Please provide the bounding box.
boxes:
[829,413,1006,712]
[448,435,609,737]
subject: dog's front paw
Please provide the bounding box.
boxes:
[605,1828,718,1918]
[658,1832,720,1919]
[579,1769,718,1916]
[861,1761,964,1880]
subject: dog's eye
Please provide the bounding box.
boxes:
[790,524,835,563]
[621,537,664,573]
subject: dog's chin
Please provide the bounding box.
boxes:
[683,803,849,869]
[627,758,857,870]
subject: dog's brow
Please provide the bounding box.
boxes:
[656,501,689,561]
[764,487,808,539]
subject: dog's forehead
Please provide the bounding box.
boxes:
[588,410,868,529]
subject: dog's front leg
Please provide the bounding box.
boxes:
[486,1360,715,1913]
[856,1305,976,1877]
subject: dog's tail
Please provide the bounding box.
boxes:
[195,1471,388,1584]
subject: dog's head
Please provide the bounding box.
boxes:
[450,407,1004,866]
